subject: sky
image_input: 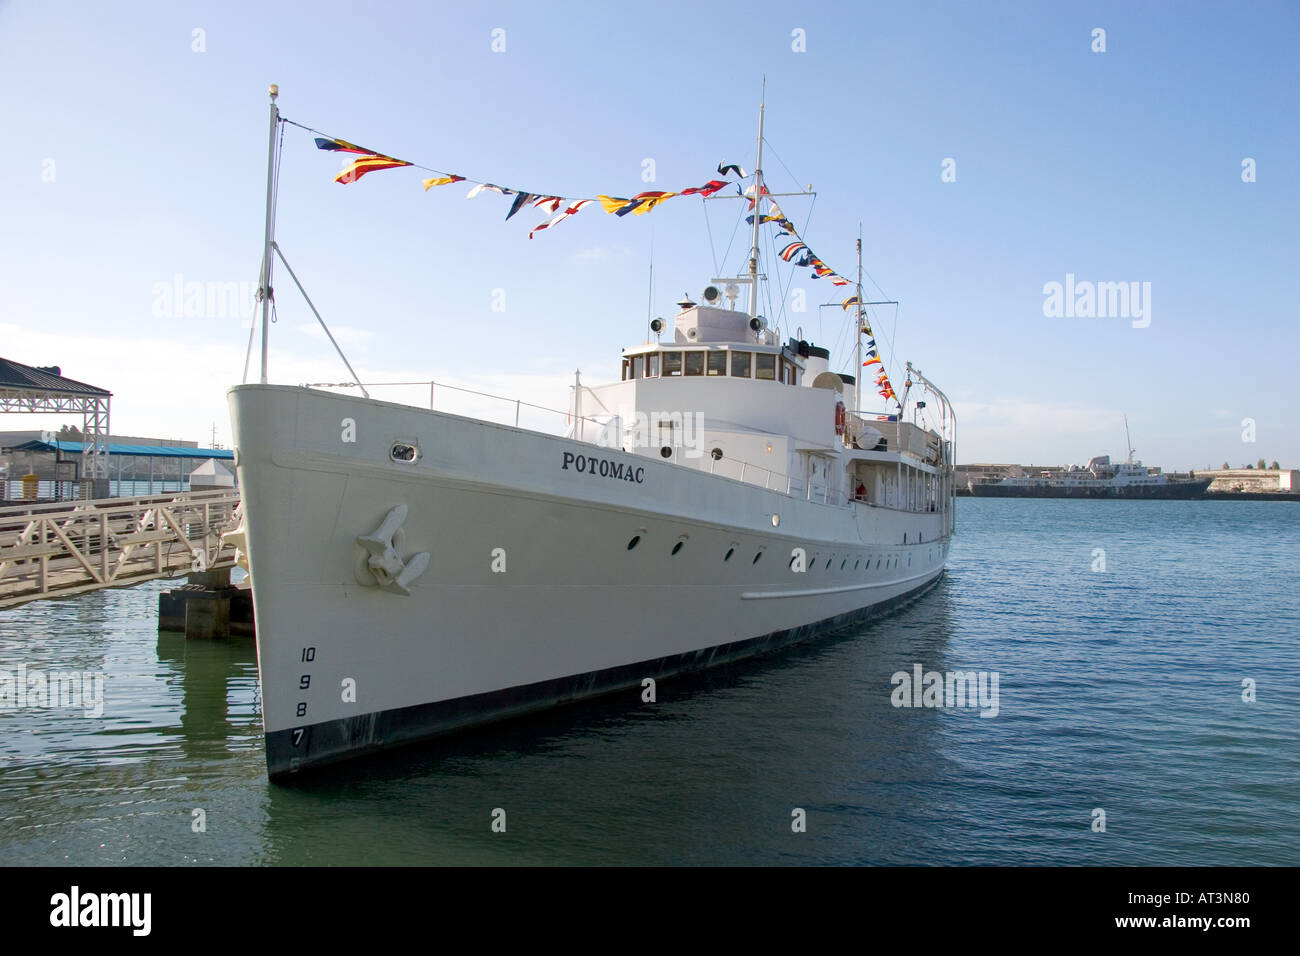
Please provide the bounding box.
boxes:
[1,0,1296,470]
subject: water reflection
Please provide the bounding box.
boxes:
[0,583,267,864]
[156,629,259,762]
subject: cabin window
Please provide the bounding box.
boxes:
[663,352,683,376]
[646,353,660,377]
[755,353,776,380]
[707,351,727,376]
[631,355,643,379]
[684,351,705,376]
[621,358,630,381]
[731,351,751,377]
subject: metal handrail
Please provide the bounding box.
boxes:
[0,490,241,609]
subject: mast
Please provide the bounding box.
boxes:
[855,232,863,413]
[258,84,280,384]
[747,79,766,318]
[1124,415,1134,464]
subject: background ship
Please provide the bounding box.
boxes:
[230,88,957,779]
[968,456,1211,498]
[968,420,1209,499]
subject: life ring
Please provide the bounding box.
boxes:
[834,401,846,436]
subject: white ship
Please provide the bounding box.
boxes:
[229,89,957,779]
[969,419,1210,499]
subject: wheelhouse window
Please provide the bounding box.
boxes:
[707,351,727,376]
[684,351,705,376]
[646,353,659,377]
[631,355,643,379]
[731,351,751,377]
[663,352,683,376]
[621,358,630,381]
[755,353,776,380]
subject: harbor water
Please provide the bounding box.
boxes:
[1,499,1297,865]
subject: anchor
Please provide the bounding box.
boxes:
[220,505,251,579]
[355,504,429,596]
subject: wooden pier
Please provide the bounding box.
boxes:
[0,490,240,610]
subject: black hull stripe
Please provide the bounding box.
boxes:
[265,571,944,780]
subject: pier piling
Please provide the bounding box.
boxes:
[183,590,231,639]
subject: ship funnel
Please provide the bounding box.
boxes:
[801,344,830,384]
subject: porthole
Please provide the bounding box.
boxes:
[854,560,860,570]
[724,547,735,562]
[840,559,846,570]
[711,448,723,461]
[390,441,420,463]
[660,446,673,458]
[771,514,780,527]
[627,535,640,550]
[671,541,684,555]
[825,557,832,570]
[753,551,763,564]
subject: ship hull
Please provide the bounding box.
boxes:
[264,573,941,775]
[229,385,951,780]
[969,479,1210,499]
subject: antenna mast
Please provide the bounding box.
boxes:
[646,234,654,339]
[855,231,863,413]
[747,78,766,318]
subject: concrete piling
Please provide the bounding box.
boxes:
[183,591,231,639]
[158,567,255,639]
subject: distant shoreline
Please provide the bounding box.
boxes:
[956,489,1300,501]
